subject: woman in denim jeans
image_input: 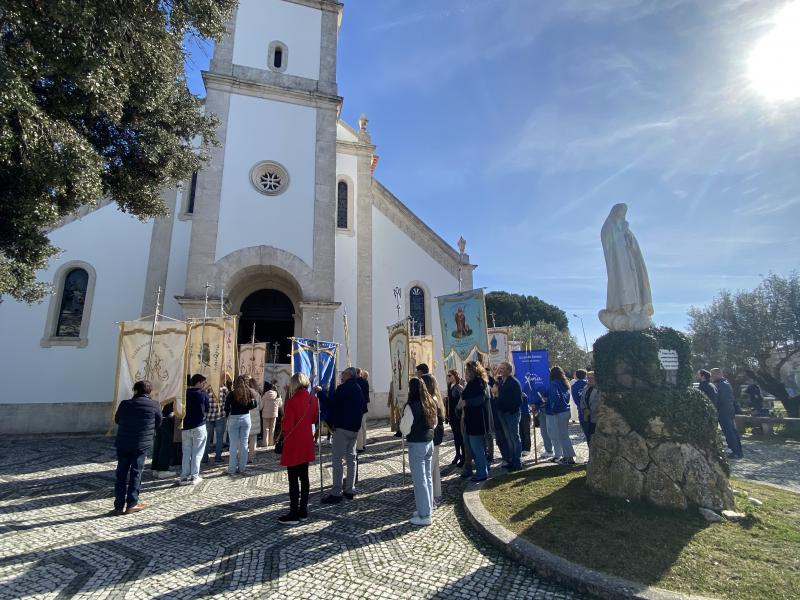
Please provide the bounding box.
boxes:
[224,376,257,475]
[399,377,438,526]
[543,366,576,465]
[458,361,490,482]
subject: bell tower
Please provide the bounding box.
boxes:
[182,0,343,339]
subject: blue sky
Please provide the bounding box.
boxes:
[185,0,800,346]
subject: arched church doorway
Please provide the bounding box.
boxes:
[238,289,294,367]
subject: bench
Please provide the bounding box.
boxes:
[734,415,800,435]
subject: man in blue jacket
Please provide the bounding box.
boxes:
[571,370,589,441]
[113,380,162,515]
[494,361,523,470]
[321,368,366,504]
[711,368,744,459]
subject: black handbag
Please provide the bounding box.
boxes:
[433,411,445,445]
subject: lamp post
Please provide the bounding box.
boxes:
[573,313,589,354]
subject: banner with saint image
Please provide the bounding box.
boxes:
[187,317,226,414]
[238,342,267,392]
[437,289,488,361]
[408,335,436,377]
[222,316,237,385]
[113,320,189,420]
[291,338,339,397]
[487,327,510,369]
[388,320,410,401]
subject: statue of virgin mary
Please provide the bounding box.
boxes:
[598,203,654,331]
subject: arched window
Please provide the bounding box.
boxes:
[56,268,89,337]
[41,261,96,348]
[268,41,288,73]
[337,180,348,229]
[409,286,426,336]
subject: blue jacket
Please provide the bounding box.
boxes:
[571,379,587,408]
[328,377,366,432]
[183,387,210,430]
[715,379,736,416]
[543,380,571,415]
[115,394,162,452]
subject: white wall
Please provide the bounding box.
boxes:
[215,94,317,265]
[371,207,459,396]
[233,0,321,81]
[0,205,152,404]
[333,152,358,366]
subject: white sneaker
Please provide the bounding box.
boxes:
[409,515,432,526]
[538,451,554,460]
[190,476,202,485]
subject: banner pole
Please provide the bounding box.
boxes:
[145,287,162,380]
[533,409,539,465]
[314,317,324,497]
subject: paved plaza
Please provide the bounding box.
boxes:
[0,425,796,599]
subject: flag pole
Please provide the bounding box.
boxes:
[314,316,324,497]
[144,286,162,380]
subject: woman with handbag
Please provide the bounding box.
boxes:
[399,377,438,526]
[457,360,490,482]
[277,372,319,525]
[421,373,446,505]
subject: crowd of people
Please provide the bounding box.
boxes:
[112,359,746,522]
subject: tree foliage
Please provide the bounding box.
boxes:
[486,290,568,330]
[510,321,589,374]
[688,272,800,417]
[0,0,238,302]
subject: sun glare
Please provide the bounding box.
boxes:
[747,1,800,102]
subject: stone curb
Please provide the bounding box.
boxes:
[461,471,718,600]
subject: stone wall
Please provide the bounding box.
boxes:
[587,328,734,511]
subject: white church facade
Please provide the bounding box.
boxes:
[0,0,474,434]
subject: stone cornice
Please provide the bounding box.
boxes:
[336,139,375,156]
[203,71,342,110]
[284,0,343,14]
[371,180,475,280]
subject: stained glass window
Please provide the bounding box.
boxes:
[337,180,348,229]
[55,268,89,337]
[409,286,425,336]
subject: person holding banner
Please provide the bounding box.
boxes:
[494,362,524,470]
[457,361,491,482]
[543,366,576,465]
[278,372,319,525]
[399,377,438,526]
[224,376,257,475]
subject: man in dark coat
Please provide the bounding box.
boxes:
[321,368,365,504]
[711,368,744,459]
[493,361,523,469]
[113,380,162,514]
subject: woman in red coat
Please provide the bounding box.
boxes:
[278,372,319,524]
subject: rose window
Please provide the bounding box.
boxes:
[250,161,289,196]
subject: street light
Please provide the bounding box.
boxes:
[572,313,589,354]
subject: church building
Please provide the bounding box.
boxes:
[0,0,475,434]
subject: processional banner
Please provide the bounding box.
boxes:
[113,320,189,419]
[408,335,435,377]
[266,364,292,399]
[222,316,237,384]
[437,289,488,361]
[487,327,510,369]
[239,342,267,391]
[187,317,227,414]
[388,320,410,400]
[512,349,550,400]
[291,338,339,396]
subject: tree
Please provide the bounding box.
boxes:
[688,272,800,417]
[0,0,238,302]
[486,291,568,330]
[510,321,589,375]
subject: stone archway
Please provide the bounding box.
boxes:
[238,289,295,366]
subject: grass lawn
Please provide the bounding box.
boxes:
[481,466,800,600]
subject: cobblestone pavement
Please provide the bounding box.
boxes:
[732,435,800,492]
[0,425,590,600]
